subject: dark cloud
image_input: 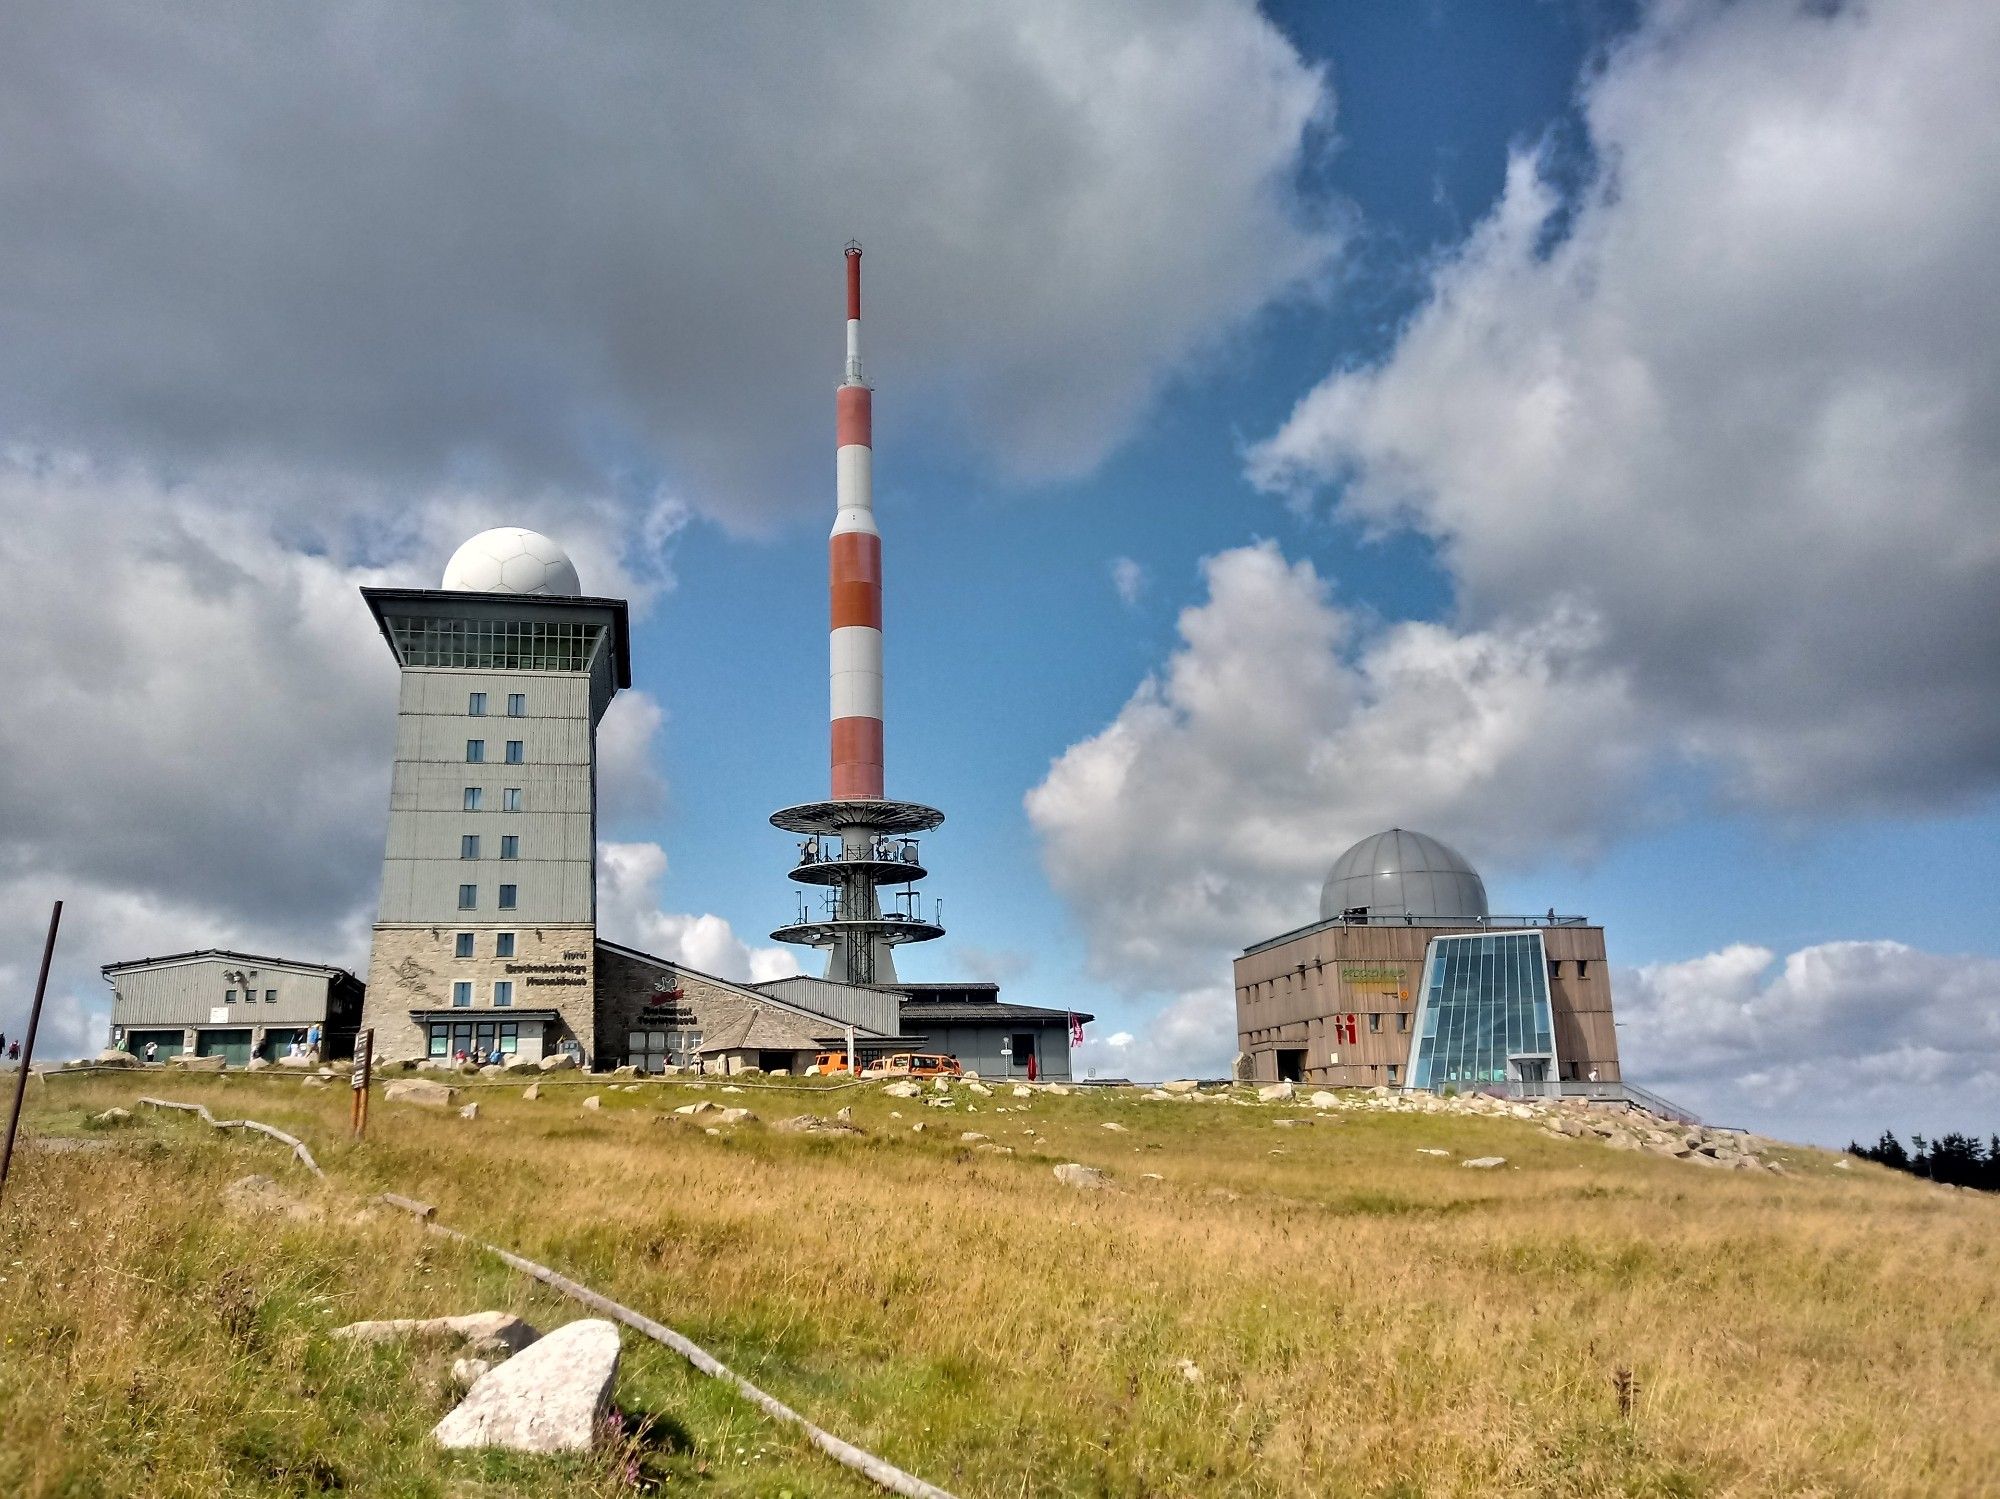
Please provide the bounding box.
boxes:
[1,0,1334,529]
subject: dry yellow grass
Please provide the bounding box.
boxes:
[3,1070,1997,1497]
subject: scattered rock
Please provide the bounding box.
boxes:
[169,1054,226,1071]
[303,1076,330,1088]
[478,1064,503,1077]
[1461,1156,1508,1170]
[835,1106,854,1123]
[1100,1121,1128,1132]
[384,1078,456,1108]
[458,1102,480,1121]
[720,1085,744,1094]
[91,1107,132,1124]
[1161,1079,1201,1096]
[94,1048,143,1068]
[966,1081,992,1097]
[335,1312,541,1357]
[522,1084,540,1101]
[1307,1091,1340,1108]
[451,1357,496,1389]
[1416,1148,1451,1157]
[1175,1358,1203,1384]
[1231,1052,1256,1083]
[431,1319,620,1454]
[960,1131,991,1144]
[776,1114,860,1135]
[1045,1084,1072,1096]
[1256,1082,1295,1103]
[1053,1162,1112,1190]
[974,1143,1015,1156]
[714,1107,756,1125]
[537,1054,579,1072]
[882,1081,921,1098]
[673,1101,717,1116]
[1272,1118,1309,1129]
[931,1077,951,1093]
[581,1095,601,1111]
[910,1122,927,1133]
[1140,1172,1164,1181]
[1834,1159,1852,1171]
[1011,1086,1032,1098]
[925,1097,956,1109]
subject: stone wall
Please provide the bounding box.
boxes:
[363,923,596,1062]
[594,945,773,1069]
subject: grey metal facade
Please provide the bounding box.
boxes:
[752,975,901,1037]
[102,950,364,1057]
[908,1018,1077,1082]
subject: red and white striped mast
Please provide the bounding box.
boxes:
[829,242,884,800]
[771,244,946,988]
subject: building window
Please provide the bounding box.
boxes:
[493,981,513,1008]
[429,1019,518,1060]
[507,693,525,717]
[1368,1012,1381,1032]
[505,740,524,764]
[461,834,480,860]
[464,787,483,811]
[495,932,515,958]
[500,835,519,860]
[466,739,485,763]
[1387,1064,1399,1084]
[468,692,487,716]
[1577,960,1589,979]
[498,884,517,910]
[265,989,277,1004]
[1397,1012,1409,1032]
[455,932,475,958]
[452,981,472,1007]
[458,884,477,910]
[224,989,237,1004]
[503,788,522,812]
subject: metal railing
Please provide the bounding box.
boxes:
[1244,911,1592,956]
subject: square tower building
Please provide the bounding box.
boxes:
[358,529,629,1066]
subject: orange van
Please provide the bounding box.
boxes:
[863,1052,962,1079]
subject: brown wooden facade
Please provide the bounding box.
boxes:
[1233,920,1621,1088]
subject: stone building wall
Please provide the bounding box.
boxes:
[363,923,596,1062]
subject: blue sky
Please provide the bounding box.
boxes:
[3,0,1996,1147]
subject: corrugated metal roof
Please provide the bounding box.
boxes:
[898,1000,1093,1024]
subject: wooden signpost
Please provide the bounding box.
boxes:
[350,1027,373,1141]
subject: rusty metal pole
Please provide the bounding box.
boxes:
[350,1027,373,1141]
[0,900,64,1208]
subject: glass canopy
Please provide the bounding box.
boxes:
[1406,931,1559,1089]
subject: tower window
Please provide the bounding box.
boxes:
[1368,1012,1381,1032]
[466,740,485,763]
[455,932,475,958]
[458,884,477,910]
[463,787,483,811]
[461,834,480,860]
[265,989,277,1004]
[468,692,486,716]
[507,693,526,717]
[493,981,514,1008]
[503,788,522,812]
[1577,960,1590,979]
[500,835,518,860]
[498,884,517,910]
[452,982,472,1008]
[505,740,524,764]
[224,989,237,1004]
[495,932,516,958]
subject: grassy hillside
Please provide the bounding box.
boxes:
[3,1070,1996,1497]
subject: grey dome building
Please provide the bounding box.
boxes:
[1319,828,1489,923]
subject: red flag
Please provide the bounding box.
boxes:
[1068,1012,1084,1046]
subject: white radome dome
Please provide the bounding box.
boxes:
[441,527,582,597]
[1319,828,1489,923]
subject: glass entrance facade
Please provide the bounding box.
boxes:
[1406,931,1559,1089]
[428,1019,520,1059]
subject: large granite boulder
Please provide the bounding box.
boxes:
[169,1053,226,1071]
[1257,1082,1296,1103]
[1053,1163,1112,1190]
[384,1078,456,1108]
[1160,1079,1201,1096]
[94,1049,143,1068]
[537,1054,580,1073]
[432,1319,620,1454]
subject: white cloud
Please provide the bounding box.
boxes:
[1620,939,2000,1146]
[1026,541,1644,989]
[1072,986,1236,1083]
[1248,0,2000,810]
[3,0,1336,529]
[597,841,801,985]
[1109,556,1148,607]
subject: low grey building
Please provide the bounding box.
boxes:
[893,983,1091,1082]
[102,949,365,1064]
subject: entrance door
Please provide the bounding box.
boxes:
[1009,1033,1036,1075]
[197,1029,252,1066]
[1276,1049,1306,1083]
